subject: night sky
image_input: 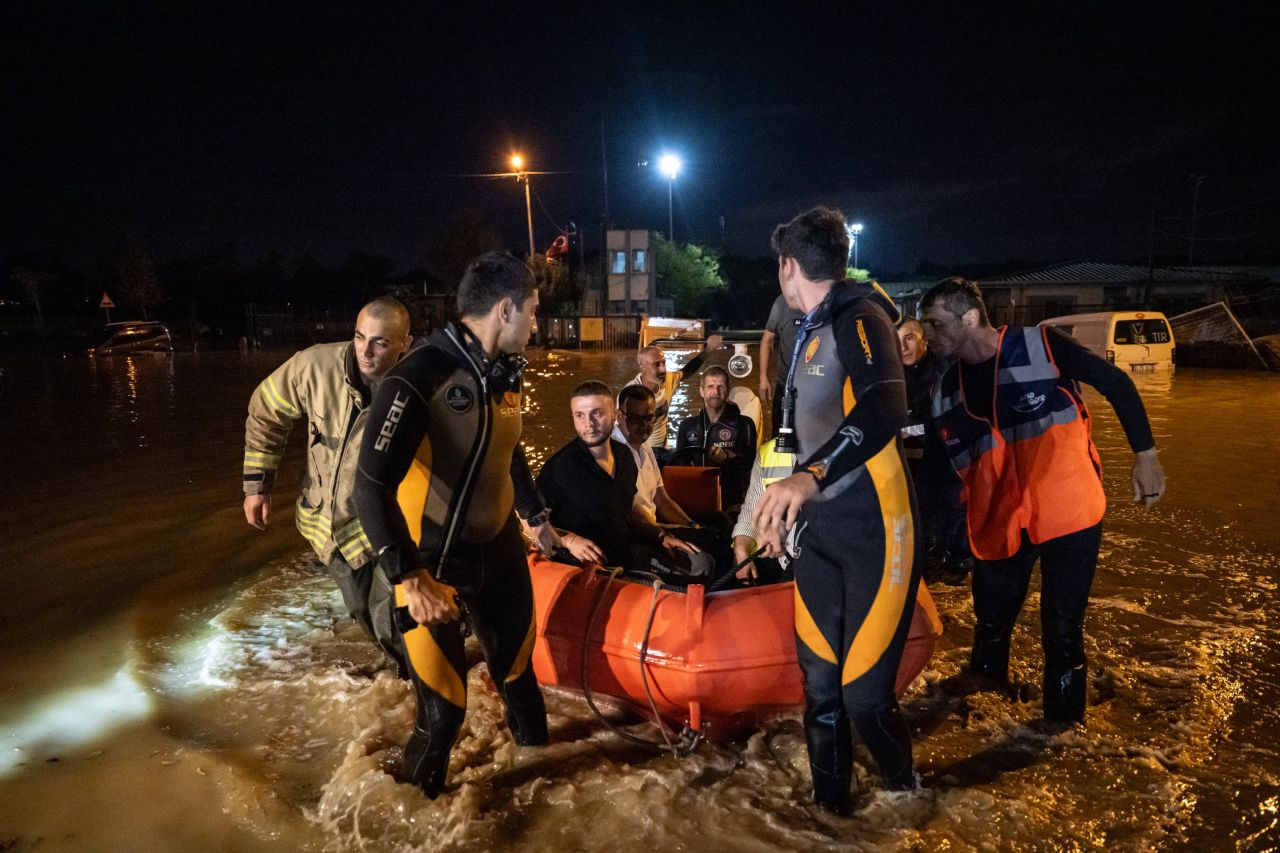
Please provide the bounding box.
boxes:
[5,2,1278,277]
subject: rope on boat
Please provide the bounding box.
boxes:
[578,565,703,756]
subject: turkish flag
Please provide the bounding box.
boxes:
[545,231,570,260]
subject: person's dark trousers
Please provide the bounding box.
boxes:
[969,523,1103,724]
[398,515,548,797]
[794,501,920,812]
[769,380,785,438]
[325,554,406,675]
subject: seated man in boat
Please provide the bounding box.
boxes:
[673,365,758,512]
[613,383,733,573]
[537,381,715,583]
[624,335,723,463]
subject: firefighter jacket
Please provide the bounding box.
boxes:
[243,341,374,567]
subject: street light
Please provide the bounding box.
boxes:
[511,153,535,258]
[658,152,682,241]
[846,222,864,269]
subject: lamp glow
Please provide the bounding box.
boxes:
[658,153,682,180]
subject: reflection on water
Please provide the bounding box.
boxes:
[1,351,1278,850]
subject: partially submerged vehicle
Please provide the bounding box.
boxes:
[1039,311,1175,372]
[88,321,173,355]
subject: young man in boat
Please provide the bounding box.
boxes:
[352,252,561,798]
[537,381,714,582]
[752,206,922,813]
[673,365,758,512]
[918,277,1166,727]
[242,296,412,675]
[624,333,723,460]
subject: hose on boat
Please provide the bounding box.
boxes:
[578,566,703,756]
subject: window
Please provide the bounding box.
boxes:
[633,250,646,272]
[611,251,627,274]
[1114,319,1171,345]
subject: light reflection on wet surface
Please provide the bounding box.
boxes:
[0,351,1278,850]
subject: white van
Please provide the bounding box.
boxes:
[1039,311,1175,372]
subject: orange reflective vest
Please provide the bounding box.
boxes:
[930,326,1106,561]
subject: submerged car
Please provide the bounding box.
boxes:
[88,321,174,355]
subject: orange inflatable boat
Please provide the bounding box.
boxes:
[529,554,943,735]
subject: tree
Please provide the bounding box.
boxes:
[9,267,55,329]
[114,244,164,320]
[424,212,505,293]
[847,266,871,283]
[655,236,725,317]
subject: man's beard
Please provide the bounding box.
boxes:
[580,430,610,447]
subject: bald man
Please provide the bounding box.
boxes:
[243,297,412,670]
[623,333,723,456]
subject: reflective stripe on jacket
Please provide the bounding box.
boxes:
[931,326,1105,561]
[243,341,373,567]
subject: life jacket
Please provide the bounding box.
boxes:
[759,439,794,487]
[931,326,1105,561]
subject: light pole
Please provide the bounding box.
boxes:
[658,152,681,241]
[511,154,535,258]
[846,222,864,269]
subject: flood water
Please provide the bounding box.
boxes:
[1,348,1278,851]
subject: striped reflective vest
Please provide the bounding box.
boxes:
[758,439,795,487]
[931,326,1106,561]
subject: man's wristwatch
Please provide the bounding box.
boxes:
[522,508,551,528]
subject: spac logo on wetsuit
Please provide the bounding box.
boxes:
[445,384,475,414]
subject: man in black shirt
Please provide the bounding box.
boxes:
[920,277,1166,726]
[538,381,710,580]
[673,366,758,511]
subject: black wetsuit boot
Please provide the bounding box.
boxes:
[804,705,853,814]
[403,697,466,798]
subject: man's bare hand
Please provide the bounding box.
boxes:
[564,532,606,564]
[400,570,460,626]
[1132,448,1166,510]
[705,333,724,351]
[752,472,819,552]
[244,494,271,530]
[662,533,701,555]
[758,382,773,403]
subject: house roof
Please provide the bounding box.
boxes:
[978,261,1258,286]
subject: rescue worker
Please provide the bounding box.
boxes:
[919,277,1166,725]
[352,252,560,797]
[730,438,796,587]
[752,207,921,813]
[624,333,723,457]
[897,317,972,583]
[759,293,806,435]
[242,296,411,672]
[674,365,758,510]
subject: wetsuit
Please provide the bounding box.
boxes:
[353,322,548,797]
[788,281,921,809]
[934,325,1155,723]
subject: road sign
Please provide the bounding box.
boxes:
[99,292,116,309]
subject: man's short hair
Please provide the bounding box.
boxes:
[700,365,730,385]
[897,317,924,333]
[771,206,850,282]
[360,296,410,330]
[617,383,655,409]
[919,277,990,326]
[571,380,614,400]
[457,251,536,318]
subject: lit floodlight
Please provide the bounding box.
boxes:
[510,153,524,171]
[658,153,682,180]
[847,222,864,237]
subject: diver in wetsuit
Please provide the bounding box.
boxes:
[353,252,561,798]
[753,207,921,813]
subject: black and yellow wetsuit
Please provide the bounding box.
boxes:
[787,281,921,809]
[353,322,548,797]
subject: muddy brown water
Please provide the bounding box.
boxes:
[0,349,1277,851]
